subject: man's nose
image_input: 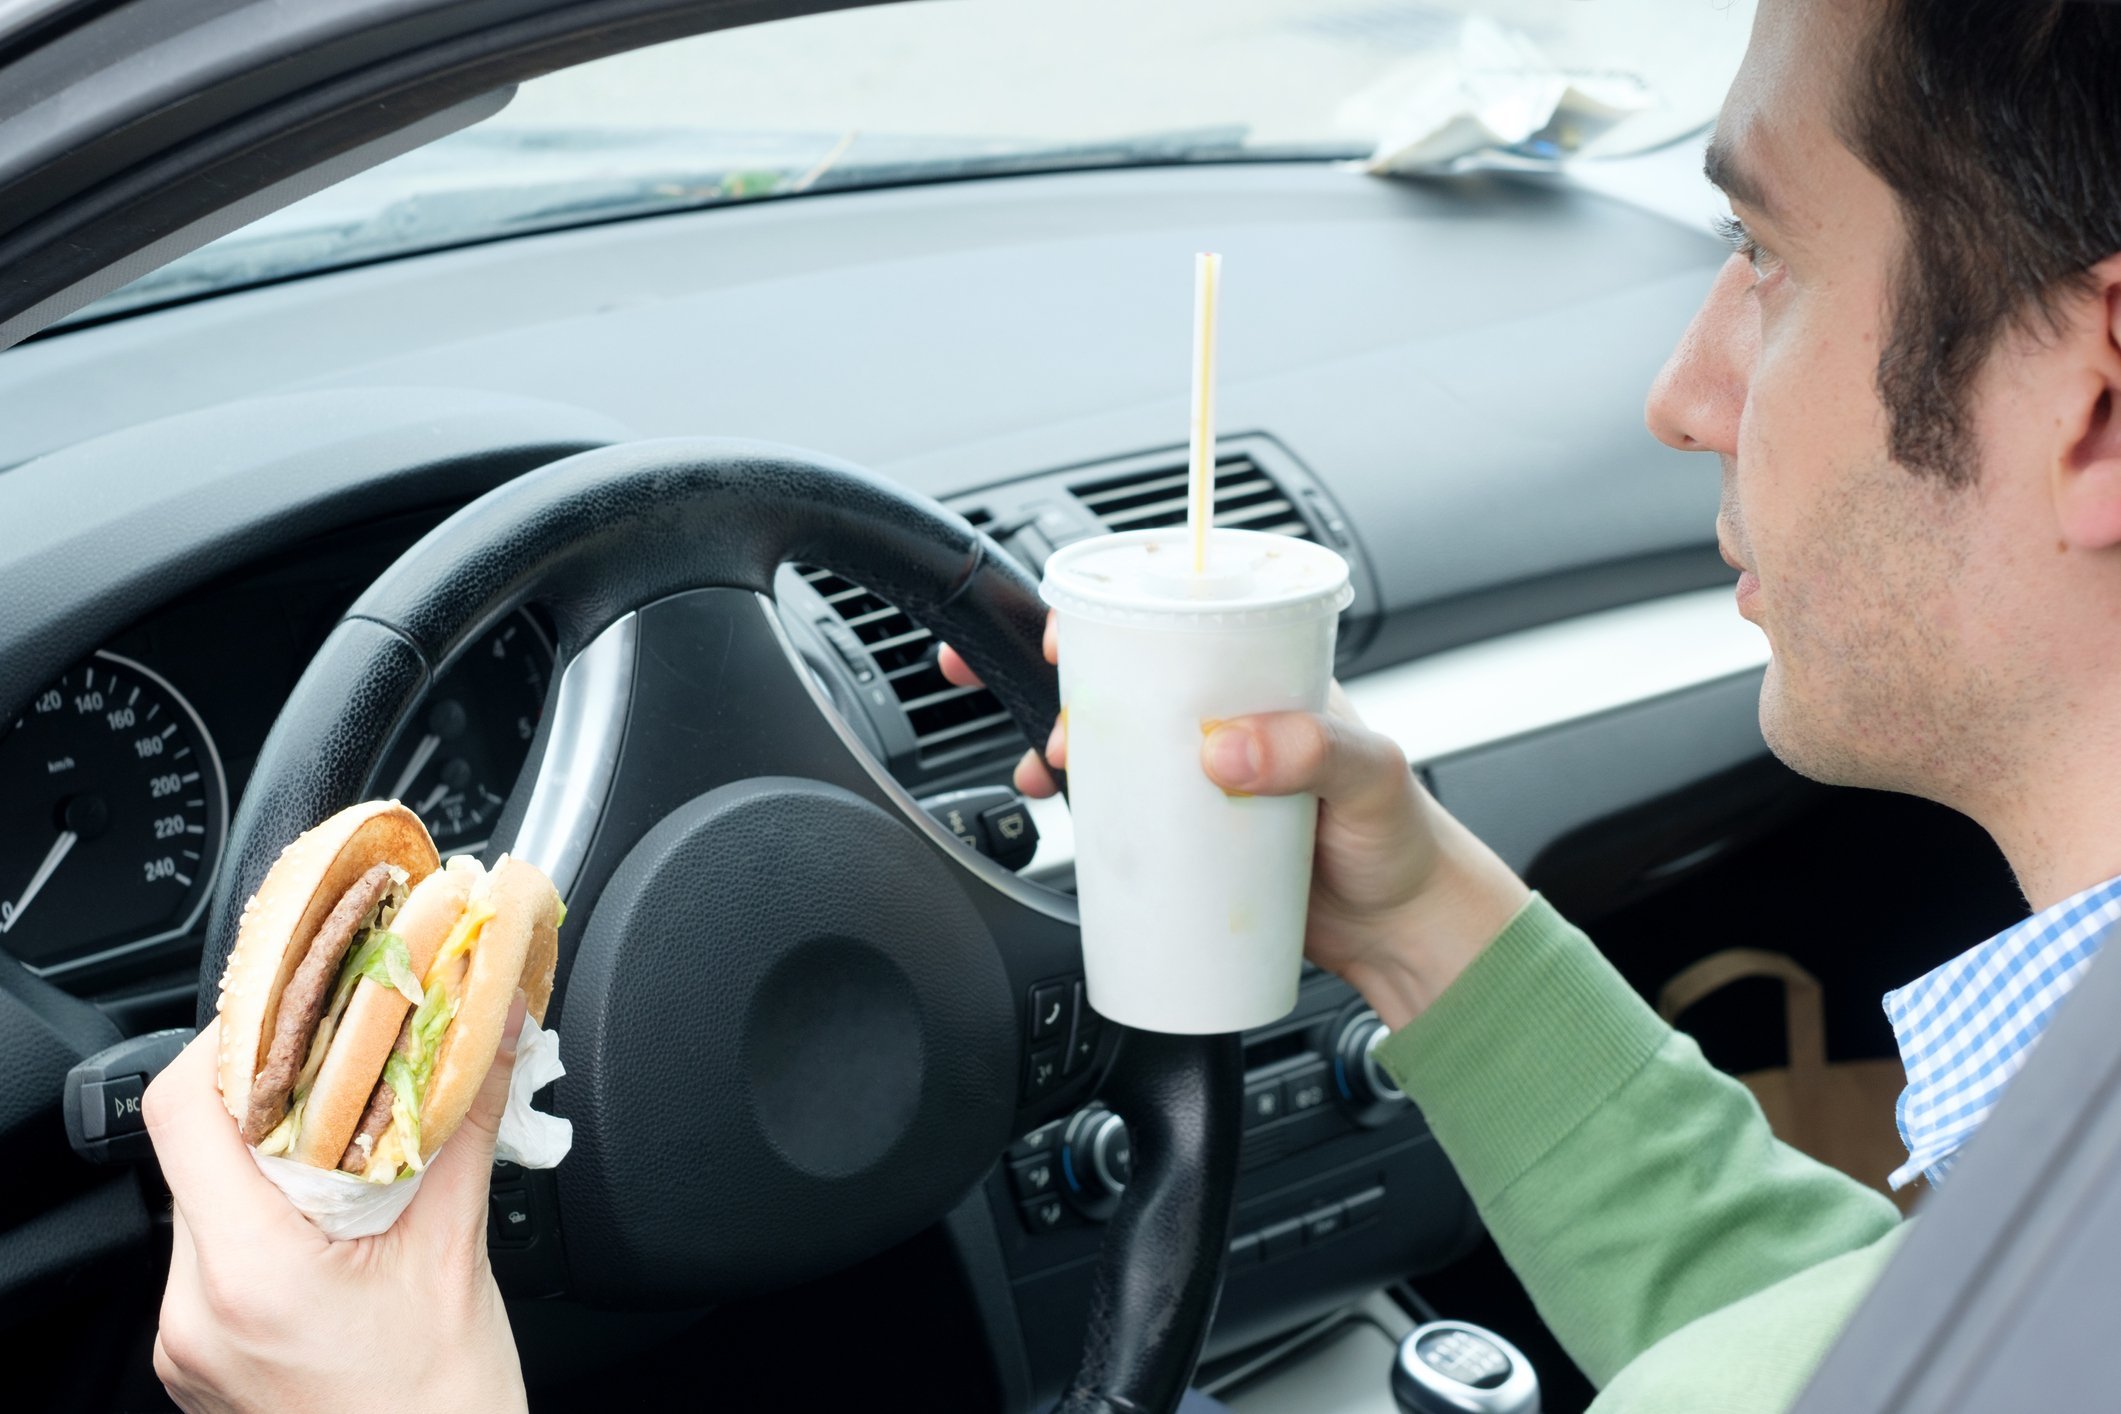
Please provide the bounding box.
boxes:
[1645,255,1754,456]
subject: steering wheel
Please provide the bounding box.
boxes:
[193,438,1243,1414]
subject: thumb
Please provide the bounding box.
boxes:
[405,990,527,1238]
[1201,711,1415,818]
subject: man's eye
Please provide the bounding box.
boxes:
[1713,214,1774,278]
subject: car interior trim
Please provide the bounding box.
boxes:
[3,86,516,348]
[507,609,638,901]
[1021,585,1764,887]
[1341,584,1765,766]
[758,594,1079,926]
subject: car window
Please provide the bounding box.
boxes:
[65,0,1754,323]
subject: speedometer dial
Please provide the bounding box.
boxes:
[375,610,553,851]
[0,652,229,973]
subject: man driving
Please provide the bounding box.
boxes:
[958,0,2121,1406]
[146,0,2121,1409]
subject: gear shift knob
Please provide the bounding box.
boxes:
[1391,1320,1540,1414]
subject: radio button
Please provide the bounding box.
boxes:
[1284,1066,1331,1115]
[1024,1045,1064,1099]
[1064,982,1102,1075]
[1009,1120,1064,1159]
[1087,1112,1132,1192]
[1029,982,1071,1041]
[1335,1007,1411,1125]
[1010,1155,1059,1200]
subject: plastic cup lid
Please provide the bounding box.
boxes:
[1040,529,1353,628]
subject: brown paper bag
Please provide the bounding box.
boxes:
[1659,949,1920,1214]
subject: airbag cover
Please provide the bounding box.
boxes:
[554,776,1015,1306]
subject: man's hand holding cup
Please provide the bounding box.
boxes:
[940,600,1526,1033]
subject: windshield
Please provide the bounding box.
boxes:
[70,0,1755,323]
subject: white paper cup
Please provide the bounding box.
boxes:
[1041,528,1353,1034]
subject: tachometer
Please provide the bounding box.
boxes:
[375,609,553,851]
[0,652,229,973]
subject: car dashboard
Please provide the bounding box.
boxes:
[0,159,1768,1409]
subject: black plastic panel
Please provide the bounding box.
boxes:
[1428,670,1770,875]
[985,969,1480,1408]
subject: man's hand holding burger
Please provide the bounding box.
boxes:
[143,798,565,1413]
[940,618,1528,1029]
[144,1003,529,1414]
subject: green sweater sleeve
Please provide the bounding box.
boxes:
[1372,896,1901,1387]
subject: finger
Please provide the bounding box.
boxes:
[143,1022,310,1251]
[150,1332,202,1414]
[944,612,1059,684]
[160,1206,201,1348]
[937,643,979,688]
[1013,750,1057,799]
[406,990,526,1237]
[154,1218,209,1414]
[150,1333,177,1397]
[1324,679,1363,725]
[1201,711,1413,814]
[1013,711,1068,798]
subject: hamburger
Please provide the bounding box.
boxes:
[216,800,561,1181]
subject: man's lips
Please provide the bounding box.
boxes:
[1718,540,1761,617]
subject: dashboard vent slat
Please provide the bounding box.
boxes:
[1075,469,1190,507]
[796,550,1026,774]
[1071,455,1319,544]
[791,460,1338,783]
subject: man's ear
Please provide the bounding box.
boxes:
[2055,254,2121,550]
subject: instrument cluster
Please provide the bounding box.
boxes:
[0,513,552,982]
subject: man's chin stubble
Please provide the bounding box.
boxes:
[1757,658,1905,794]
[1755,651,2004,808]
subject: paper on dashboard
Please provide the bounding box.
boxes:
[1345,16,1651,177]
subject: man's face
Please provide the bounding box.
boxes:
[1646,0,2060,807]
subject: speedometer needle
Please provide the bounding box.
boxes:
[415,782,451,815]
[2,830,78,935]
[387,733,442,801]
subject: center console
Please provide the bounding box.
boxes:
[978,969,1481,1409]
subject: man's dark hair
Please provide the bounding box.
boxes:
[1839,0,2121,487]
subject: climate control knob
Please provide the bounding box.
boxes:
[1060,1106,1131,1218]
[1335,1008,1409,1126]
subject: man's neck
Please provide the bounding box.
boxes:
[1972,752,2121,912]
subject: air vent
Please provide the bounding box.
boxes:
[1072,454,1315,540]
[798,564,1025,774]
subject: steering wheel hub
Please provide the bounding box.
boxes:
[555,776,1014,1306]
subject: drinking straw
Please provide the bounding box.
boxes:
[1188,251,1222,575]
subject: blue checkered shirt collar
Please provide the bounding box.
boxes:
[1884,873,2121,1191]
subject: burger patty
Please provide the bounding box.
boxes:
[338,1075,397,1174]
[339,1012,414,1174]
[241,863,395,1143]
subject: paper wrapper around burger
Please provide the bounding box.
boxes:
[252,1013,572,1241]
